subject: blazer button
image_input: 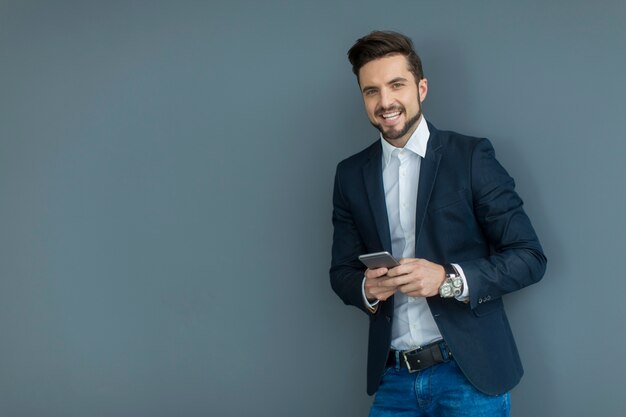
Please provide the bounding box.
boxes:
[385,315,391,322]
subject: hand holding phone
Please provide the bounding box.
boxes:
[359,252,399,303]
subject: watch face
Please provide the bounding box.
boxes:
[452,278,463,289]
[440,284,452,298]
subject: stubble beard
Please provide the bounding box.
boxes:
[371,105,422,142]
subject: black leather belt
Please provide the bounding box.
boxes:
[386,340,452,373]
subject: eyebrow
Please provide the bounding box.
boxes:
[388,77,408,85]
[361,77,409,93]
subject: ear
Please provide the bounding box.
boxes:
[418,78,428,103]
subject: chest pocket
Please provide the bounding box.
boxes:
[428,188,467,213]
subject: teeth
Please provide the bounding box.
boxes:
[382,111,400,119]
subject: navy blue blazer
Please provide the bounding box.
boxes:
[330,122,546,396]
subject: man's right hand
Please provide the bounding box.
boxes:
[364,267,398,302]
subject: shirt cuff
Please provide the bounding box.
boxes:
[452,263,469,302]
[362,275,379,310]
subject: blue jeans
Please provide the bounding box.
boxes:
[369,359,510,417]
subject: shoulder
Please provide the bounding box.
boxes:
[430,123,490,154]
[431,125,514,193]
[428,124,499,169]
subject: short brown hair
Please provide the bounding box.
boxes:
[347,31,424,83]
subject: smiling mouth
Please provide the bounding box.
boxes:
[379,110,402,125]
[381,111,401,120]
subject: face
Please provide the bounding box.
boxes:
[358,54,427,147]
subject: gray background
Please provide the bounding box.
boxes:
[1,1,625,416]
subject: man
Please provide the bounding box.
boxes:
[330,31,546,416]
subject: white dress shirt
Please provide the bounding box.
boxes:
[362,116,469,351]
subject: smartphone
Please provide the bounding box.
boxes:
[358,251,400,269]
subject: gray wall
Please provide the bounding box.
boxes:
[1,1,624,416]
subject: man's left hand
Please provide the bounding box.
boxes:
[385,258,446,297]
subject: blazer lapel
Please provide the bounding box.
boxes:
[415,124,442,246]
[362,143,392,253]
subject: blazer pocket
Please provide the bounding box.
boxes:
[428,188,467,213]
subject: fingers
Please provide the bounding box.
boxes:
[366,286,396,301]
[365,268,401,289]
[389,258,439,277]
[381,259,446,297]
[397,264,446,297]
[364,259,444,300]
[365,269,398,301]
[374,289,396,301]
[387,259,423,277]
[378,273,413,287]
[365,267,388,279]
[365,273,398,290]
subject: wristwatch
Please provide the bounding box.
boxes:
[439,264,463,298]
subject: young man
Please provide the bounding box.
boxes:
[330,31,546,416]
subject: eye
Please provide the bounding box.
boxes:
[364,89,378,97]
[392,83,404,89]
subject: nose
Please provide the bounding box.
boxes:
[379,89,394,110]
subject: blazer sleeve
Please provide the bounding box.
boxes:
[329,164,374,316]
[458,138,547,309]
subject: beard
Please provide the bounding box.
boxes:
[371,105,422,141]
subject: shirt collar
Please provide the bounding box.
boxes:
[380,115,430,167]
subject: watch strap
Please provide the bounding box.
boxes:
[444,263,459,277]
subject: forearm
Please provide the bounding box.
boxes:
[330,265,374,314]
[459,245,546,309]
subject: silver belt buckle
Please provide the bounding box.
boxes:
[402,347,421,373]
